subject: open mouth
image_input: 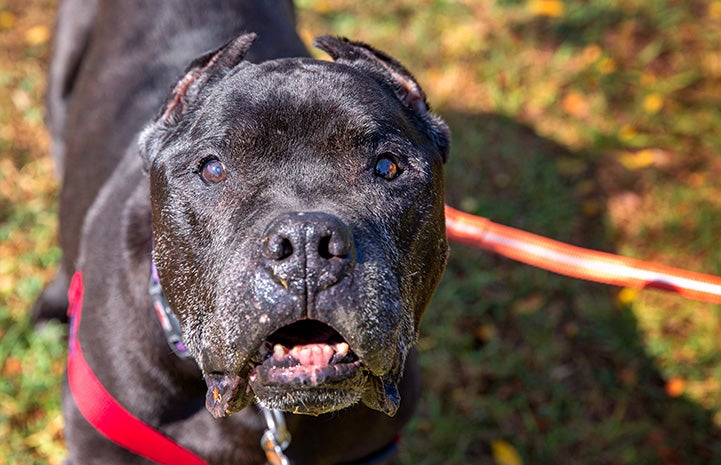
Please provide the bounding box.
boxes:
[205,320,368,418]
[249,320,363,387]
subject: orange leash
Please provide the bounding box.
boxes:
[444,205,721,305]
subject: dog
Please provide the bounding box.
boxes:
[39,1,450,463]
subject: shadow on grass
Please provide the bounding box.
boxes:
[400,110,721,465]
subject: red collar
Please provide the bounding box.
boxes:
[66,271,210,465]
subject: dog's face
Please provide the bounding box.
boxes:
[139,35,449,417]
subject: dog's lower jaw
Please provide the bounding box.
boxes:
[248,359,369,416]
[255,387,365,416]
[203,369,402,418]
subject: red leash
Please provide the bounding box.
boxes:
[445,205,721,305]
[66,271,210,465]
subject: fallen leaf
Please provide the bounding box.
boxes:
[492,440,524,465]
[2,357,23,377]
[528,0,565,18]
[597,57,617,74]
[474,324,497,345]
[710,1,721,19]
[25,24,50,46]
[618,149,656,170]
[0,11,16,29]
[562,92,590,119]
[511,294,544,315]
[617,287,639,306]
[643,93,664,114]
[666,377,685,397]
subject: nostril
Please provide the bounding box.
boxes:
[319,232,350,260]
[264,234,294,261]
[262,212,354,267]
[318,236,333,260]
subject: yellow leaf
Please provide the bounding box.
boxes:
[642,93,664,114]
[617,287,638,306]
[25,25,50,46]
[710,1,721,19]
[618,149,656,170]
[597,57,617,74]
[528,0,565,18]
[491,440,524,465]
[0,11,16,29]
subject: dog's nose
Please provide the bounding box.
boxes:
[262,212,355,291]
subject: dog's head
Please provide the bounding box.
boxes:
[139,34,449,417]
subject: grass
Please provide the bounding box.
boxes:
[4,0,721,464]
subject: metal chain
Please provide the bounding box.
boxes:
[260,407,291,465]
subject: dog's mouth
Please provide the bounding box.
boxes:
[204,320,368,418]
[249,320,362,387]
[248,320,367,415]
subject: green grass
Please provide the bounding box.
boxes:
[5,0,721,463]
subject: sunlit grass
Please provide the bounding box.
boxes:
[4,0,721,464]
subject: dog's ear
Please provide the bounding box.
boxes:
[139,33,256,171]
[160,33,257,126]
[313,36,449,161]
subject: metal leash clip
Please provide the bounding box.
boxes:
[260,407,291,465]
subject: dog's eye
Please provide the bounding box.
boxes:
[374,154,401,180]
[200,158,227,184]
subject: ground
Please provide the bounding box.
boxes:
[3,1,721,464]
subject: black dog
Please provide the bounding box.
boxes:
[40,1,450,463]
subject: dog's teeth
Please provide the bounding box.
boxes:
[320,344,334,363]
[335,342,349,356]
[289,344,335,366]
[273,344,288,360]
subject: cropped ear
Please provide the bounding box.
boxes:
[139,33,256,172]
[160,32,257,125]
[313,35,427,113]
[313,36,449,161]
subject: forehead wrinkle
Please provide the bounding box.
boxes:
[225,93,380,158]
[221,60,395,132]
